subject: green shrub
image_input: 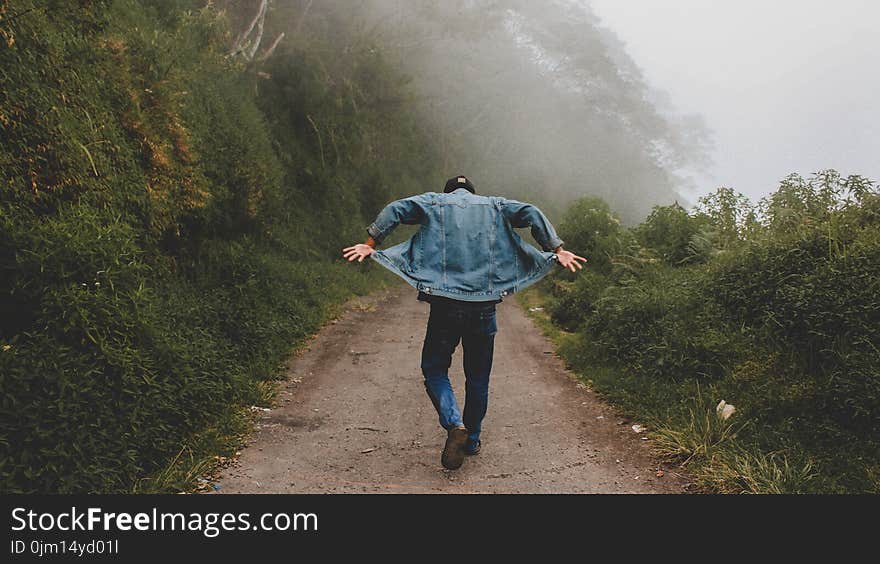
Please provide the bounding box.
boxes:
[635,202,711,265]
[583,266,747,380]
[536,171,879,492]
[693,186,758,250]
[546,270,611,332]
[557,196,628,275]
[0,0,436,492]
[711,205,880,435]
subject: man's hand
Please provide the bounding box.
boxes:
[555,248,588,273]
[343,243,375,263]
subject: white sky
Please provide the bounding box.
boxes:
[588,0,880,203]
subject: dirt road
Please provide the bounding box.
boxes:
[217,284,689,493]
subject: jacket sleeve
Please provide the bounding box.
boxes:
[499,198,565,252]
[366,193,431,245]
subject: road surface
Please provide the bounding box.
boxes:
[216,284,689,493]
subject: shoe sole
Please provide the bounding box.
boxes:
[441,428,468,470]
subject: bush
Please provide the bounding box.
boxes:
[0,0,437,492]
[536,171,880,492]
[557,196,628,275]
[546,270,611,332]
[711,204,880,435]
[635,203,711,265]
[583,266,747,380]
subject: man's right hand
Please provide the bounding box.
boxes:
[555,248,588,273]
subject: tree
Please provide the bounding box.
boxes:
[558,196,625,274]
[694,187,754,250]
[636,202,709,265]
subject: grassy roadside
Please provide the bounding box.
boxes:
[133,273,402,493]
[518,285,830,494]
[538,181,880,494]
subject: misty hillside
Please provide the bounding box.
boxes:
[338,0,711,221]
[232,0,709,220]
[0,0,440,492]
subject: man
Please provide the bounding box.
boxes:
[343,175,587,470]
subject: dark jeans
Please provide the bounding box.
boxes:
[420,301,497,448]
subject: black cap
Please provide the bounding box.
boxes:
[444,175,475,194]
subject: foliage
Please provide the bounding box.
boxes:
[0,0,436,492]
[535,171,880,492]
[693,187,758,250]
[651,389,748,467]
[634,202,712,265]
[545,271,610,332]
[556,196,628,274]
[711,191,880,436]
[583,266,747,381]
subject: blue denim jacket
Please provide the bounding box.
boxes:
[367,188,564,302]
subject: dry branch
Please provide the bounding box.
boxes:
[228,0,268,60]
[245,1,268,60]
[258,32,286,62]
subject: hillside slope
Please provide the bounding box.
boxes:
[0,0,439,493]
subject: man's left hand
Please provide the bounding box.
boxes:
[343,244,375,263]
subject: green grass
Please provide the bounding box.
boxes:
[131,271,399,494]
[0,0,438,493]
[519,285,877,494]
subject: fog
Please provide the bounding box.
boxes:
[330,0,715,221]
[589,0,880,203]
[253,0,877,221]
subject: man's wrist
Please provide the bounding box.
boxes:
[366,223,384,245]
[554,245,564,253]
[366,236,377,248]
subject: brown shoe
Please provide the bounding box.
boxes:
[441,426,468,470]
